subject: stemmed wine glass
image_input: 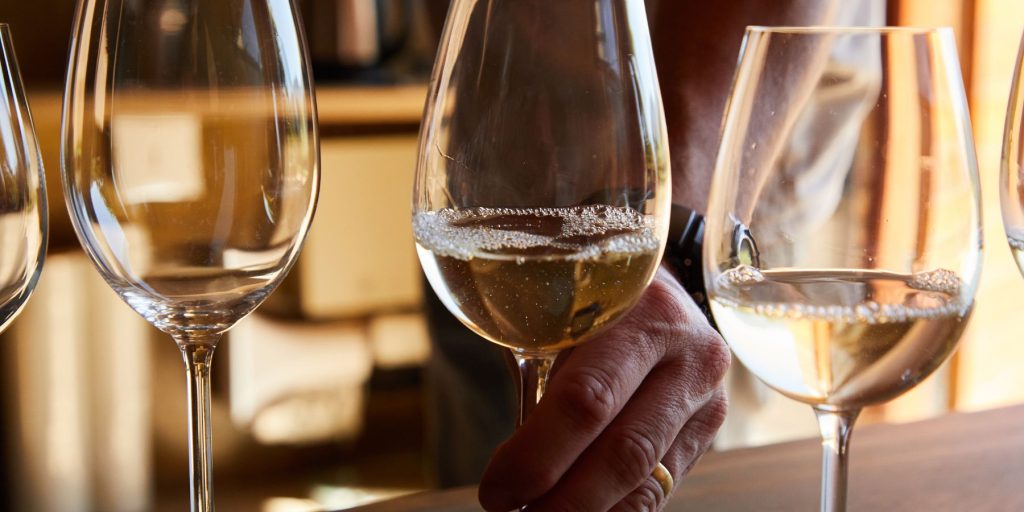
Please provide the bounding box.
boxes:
[705,27,981,512]
[1002,31,1024,273]
[61,1,319,510]
[0,24,47,332]
[414,0,670,442]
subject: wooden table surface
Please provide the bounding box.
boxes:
[346,404,1024,511]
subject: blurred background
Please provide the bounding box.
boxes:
[0,0,1022,511]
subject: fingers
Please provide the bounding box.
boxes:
[613,476,669,512]
[478,276,678,511]
[527,371,727,512]
[660,388,730,487]
[479,268,731,511]
[613,387,729,512]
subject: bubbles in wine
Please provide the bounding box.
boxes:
[718,264,765,286]
[716,266,965,325]
[908,268,962,295]
[414,205,662,352]
[413,205,659,261]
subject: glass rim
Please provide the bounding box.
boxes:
[0,24,11,56]
[746,25,953,35]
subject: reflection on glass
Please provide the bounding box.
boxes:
[412,0,671,471]
[0,23,47,332]
[1002,32,1024,274]
[705,27,981,512]
[61,1,319,510]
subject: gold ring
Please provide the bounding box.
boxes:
[652,461,674,497]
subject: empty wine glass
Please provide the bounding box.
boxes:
[413,0,670,441]
[1002,31,1024,274]
[705,27,981,512]
[0,24,47,332]
[61,1,319,510]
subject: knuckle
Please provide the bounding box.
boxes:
[626,280,692,354]
[520,465,563,498]
[614,479,665,512]
[609,427,660,487]
[634,276,729,377]
[557,366,619,429]
[686,393,729,453]
[675,328,730,394]
[672,392,730,478]
[703,390,729,431]
[697,331,731,385]
[644,279,690,325]
[676,434,709,475]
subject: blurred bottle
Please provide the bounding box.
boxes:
[299,0,437,82]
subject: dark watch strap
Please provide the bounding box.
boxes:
[663,204,716,329]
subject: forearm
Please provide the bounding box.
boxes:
[652,0,842,212]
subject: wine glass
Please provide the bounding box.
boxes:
[0,24,48,331]
[705,27,981,512]
[1002,31,1024,273]
[413,0,670,438]
[61,1,319,510]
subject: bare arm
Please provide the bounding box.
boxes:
[652,0,840,213]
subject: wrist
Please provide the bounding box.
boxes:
[663,204,761,330]
[663,204,716,328]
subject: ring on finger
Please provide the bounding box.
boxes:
[652,461,674,497]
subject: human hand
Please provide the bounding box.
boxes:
[478,266,731,511]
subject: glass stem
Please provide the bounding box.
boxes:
[513,352,556,427]
[813,407,860,512]
[177,336,221,512]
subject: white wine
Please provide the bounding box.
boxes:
[710,267,970,409]
[414,205,661,353]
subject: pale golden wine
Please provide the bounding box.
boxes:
[711,267,970,409]
[415,205,661,353]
